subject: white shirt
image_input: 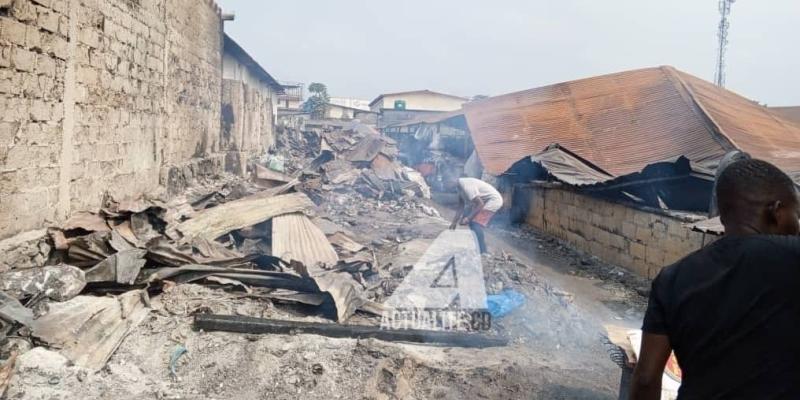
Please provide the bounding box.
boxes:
[457,178,503,212]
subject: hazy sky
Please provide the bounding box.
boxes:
[218,0,799,106]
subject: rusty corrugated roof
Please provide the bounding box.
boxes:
[769,106,800,126]
[464,66,800,179]
[675,71,800,177]
[531,145,614,186]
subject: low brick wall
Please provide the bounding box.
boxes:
[521,184,712,278]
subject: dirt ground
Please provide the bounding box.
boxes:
[5,189,649,400]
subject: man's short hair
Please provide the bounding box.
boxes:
[716,159,797,220]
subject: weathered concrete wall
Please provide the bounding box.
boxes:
[523,185,712,278]
[0,0,225,240]
[221,78,274,174]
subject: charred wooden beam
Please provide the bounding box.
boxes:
[194,314,508,348]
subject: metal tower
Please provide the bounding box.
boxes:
[715,0,736,87]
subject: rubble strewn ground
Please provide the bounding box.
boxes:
[1,121,649,399]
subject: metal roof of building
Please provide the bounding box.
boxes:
[463,66,800,180]
[386,109,465,128]
[768,106,800,126]
[223,34,285,93]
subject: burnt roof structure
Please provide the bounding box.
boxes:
[464,66,800,183]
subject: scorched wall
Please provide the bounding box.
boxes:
[0,0,225,239]
[521,184,714,279]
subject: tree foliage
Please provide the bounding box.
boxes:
[304,82,330,119]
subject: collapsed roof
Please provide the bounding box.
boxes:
[504,145,716,212]
[463,66,800,183]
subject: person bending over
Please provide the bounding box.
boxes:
[450,177,503,254]
[631,159,800,399]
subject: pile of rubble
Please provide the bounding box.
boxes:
[270,122,432,202]
[0,122,491,394]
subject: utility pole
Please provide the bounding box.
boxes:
[715,0,736,87]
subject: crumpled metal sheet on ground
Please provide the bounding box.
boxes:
[84,249,147,285]
[31,290,150,371]
[0,292,33,327]
[464,66,800,180]
[146,264,318,293]
[62,212,110,233]
[174,191,315,243]
[272,213,339,268]
[271,213,369,322]
[347,134,398,163]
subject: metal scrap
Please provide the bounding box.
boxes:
[84,249,147,285]
[175,192,315,242]
[0,265,86,302]
[0,292,33,327]
[62,211,110,233]
[272,213,339,268]
[327,232,366,254]
[32,290,150,371]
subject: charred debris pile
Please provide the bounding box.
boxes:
[0,122,503,377]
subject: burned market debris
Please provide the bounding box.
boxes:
[31,290,150,371]
[0,265,86,302]
[0,293,33,328]
[0,120,493,377]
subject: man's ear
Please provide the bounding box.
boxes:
[766,200,782,224]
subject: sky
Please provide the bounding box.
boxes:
[217,0,800,106]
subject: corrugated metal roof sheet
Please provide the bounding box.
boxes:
[676,72,800,176]
[271,213,339,267]
[464,66,800,179]
[531,145,614,186]
[769,106,800,126]
[223,34,284,94]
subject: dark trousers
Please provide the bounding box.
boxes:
[469,221,487,254]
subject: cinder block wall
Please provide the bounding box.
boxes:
[221,79,274,174]
[0,0,225,240]
[523,185,712,278]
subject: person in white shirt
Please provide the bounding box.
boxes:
[450,177,503,254]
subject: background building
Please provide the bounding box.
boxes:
[369,90,468,129]
[329,97,371,111]
[277,82,304,114]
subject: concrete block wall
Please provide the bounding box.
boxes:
[0,0,71,237]
[162,0,222,164]
[523,185,712,278]
[221,78,274,173]
[0,0,226,240]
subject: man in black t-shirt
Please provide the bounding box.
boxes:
[630,159,800,400]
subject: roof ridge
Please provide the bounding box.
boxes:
[660,66,739,153]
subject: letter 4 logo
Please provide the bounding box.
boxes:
[382,230,490,330]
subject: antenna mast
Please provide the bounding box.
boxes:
[715,0,736,87]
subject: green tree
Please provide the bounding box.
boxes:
[304,82,330,119]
